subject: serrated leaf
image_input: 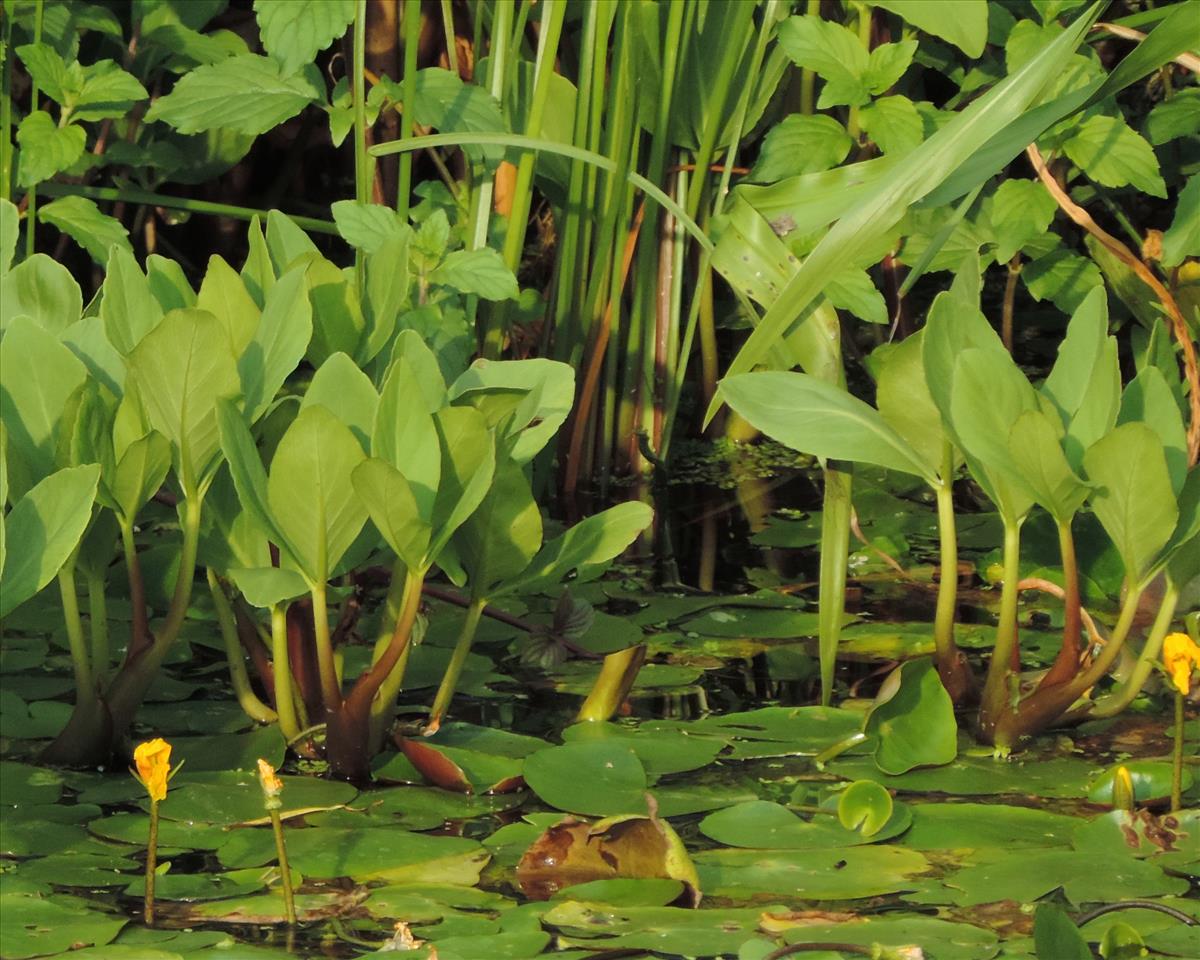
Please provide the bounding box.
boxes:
[824,268,888,325]
[1145,88,1200,145]
[1023,247,1102,314]
[1063,115,1166,198]
[859,94,923,155]
[38,196,132,266]
[145,54,320,135]
[777,16,871,108]
[0,464,101,618]
[430,248,518,301]
[253,0,356,76]
[870,1,989,57]
[16,111,86,187]
[15,43,73,103]
[72,60,148,122]
[331,200,411,254]
[989,178,1056,262]
[380,69,508,164]
[864,40,917,94]
[748,115,852,183]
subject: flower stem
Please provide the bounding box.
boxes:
[1172,691,1185,812]
[269,808,296,924]
[144,798,159,926]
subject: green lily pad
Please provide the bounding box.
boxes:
[165,727,286,773]
[828,754,1104,798]
[543,900,785,957]
[928,849,1189,906]
[1,820,91,857]
[666,705,863,752]
[123,865,284,901]
[399,738,524,793]
[154,771,357,823]
[549,878,685,907]
[777,915,999,960]
[694,845,930,900]
[435,931,550,960]
[561,722,724,776]
[89,813,232,849]
[1087,761,1192,804]
[364,882,508,918]
[14,853,139,887]
[699,799,911,848]
[188,890,357,924]
[306,784,522,830]
[680,607,834,638]
[0,762,64,805]
[0,892,126,958]
[0,698,74,739]
[523,742,648,816]
[904,802,1081,849]
[421,722,547,757]
[135,701,256,735]
[651,784,761,818]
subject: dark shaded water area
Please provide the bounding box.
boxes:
[2,456,1197,960]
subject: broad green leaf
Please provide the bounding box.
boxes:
[301,352,379,452]
[0,464,101,618]
[241,215,275,306]
[455,457,542,597]
[859,94,923,155]
[145,54,322,135]
[196,254,260,355]
[146,254,197,312]
[1006,410,1090,523]
[1062,336,1119,470]
[101,245,163,355]
[1160,174,1199,269]
[1040,287,1108,424]
[15,43,72,103]
[253,0,356,76]
[0,199,18,280]
[330,200,411,254]
[216,397,299,565]
[503,501,654,596]
[352,459,430,570]
[385,330,446,413]
[128,308,240,492]
[430,248,518,301]
[268,404,368,584]
[1118,367,1187,496]
[1063,115,1167,198]
[876,332,948,478]
[0,317,88,498]
[838,780,894,838]
[374,352,441,516]
[62,316,125,399]
[1146,89,1200,146]
[239,264,312,422]
[865,657,957,775]
[825,269,888,326]
[747,114,851,183]
[109,430,171,524]
[719,372,935,481]
[301,255,366,367]
[1034,904,1092,960]
[362,234,411,363]
[720,4,1101,396]
[777,16,870,108]
[450,359,574,464]
[428,409,495,567]
[265,210,319,274]
[71,59,148,122]
[870,0,988,57]
[399,68,507,164]
[989,178,1056,263]
[37,197,132,266]
[229,565,309,609]
[1023,247,1103,314]
[15,111,86,186]
[0,253,83,334]
[1083,423,1177,581]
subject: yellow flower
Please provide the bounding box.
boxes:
[1163,632,1200,696]
[256,758,283,799]
[133,738,172,802]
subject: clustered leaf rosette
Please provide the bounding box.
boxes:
[130,738,182,802]
[1163,633,1200,696]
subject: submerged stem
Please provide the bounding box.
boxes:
[208,570,277,725]
[426,596,486,733]
[270,605,302,743]
[979,518,1023,740]
[817,462,853,706]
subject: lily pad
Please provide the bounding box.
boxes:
[828,754,1104,798]
[1087,761,1193,804]
[0,892,126,958]
[667,705,863,752]
[0,762,64,805]
[904,802,1081,849]
[776,915,999,960]
[14,852,139,887]
[166,727,286,772]
[698,799,912,849]
[155,771,357,823]
[561,722,724,776]
[549,878,685,907]
[89,812,232,849]
[399,738,524,793]
[123,865,283,901]
[680,607,833,638]
[523,741,648,816]
[693,845,930,900]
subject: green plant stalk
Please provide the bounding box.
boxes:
[366,559,415,750]
[846,5,873,143]
[577,644,647,722]
[309,581,341,711]
[818,462,853,706]
[119,519,151,657]
[85,567,110,685]
[1172,692,1185,811]
[1089,579,1179,718]
[24,0,45,256]
[270,604,302,743]
[978,517,1023,737]
[1038,518,1084,689]
[36,182,340,234]
[207,570,277,725]
[58,558,95,709]
[427,595,486,731]
[144,798,159,926]
[465,0,510,256]
[440,0,459,77]
[354,0,370,206]
[932,463,971,702]
[269,807,296,924]
[397,0,422,218]
[798,0,820,115]
[0,0,14,203]
[484,0,568,359]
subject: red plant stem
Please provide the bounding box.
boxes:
[1037,520,1084,690]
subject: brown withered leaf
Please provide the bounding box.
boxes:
[517,802,701,906]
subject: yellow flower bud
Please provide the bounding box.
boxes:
[132,738,172,802]
[1163,632,1200,696]
[257,758,283,799]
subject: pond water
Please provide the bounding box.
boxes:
[2,461,1197,960]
